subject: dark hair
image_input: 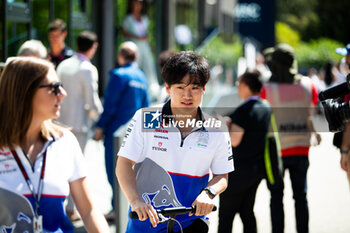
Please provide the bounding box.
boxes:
[324,60,334,86]
[0,58,64,149]
[239,69,263,94]
[161,51,210,87]
[48,18,67,32]
[77,31,98,52]
[126,0,146,15]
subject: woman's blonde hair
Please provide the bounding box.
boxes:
[0,57,64,149]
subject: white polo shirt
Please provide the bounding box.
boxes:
[0,130,87,232]
[118,101,234,232]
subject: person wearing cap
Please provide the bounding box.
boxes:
[336,43,350,68]
[261,43,319,233]
[333,43,350,85]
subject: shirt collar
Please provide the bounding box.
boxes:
[244,95,260,103]
[120,62,136,68]
[76,53,90,62]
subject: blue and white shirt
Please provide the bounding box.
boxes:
[118,100,234,232]
[0,130,87,232]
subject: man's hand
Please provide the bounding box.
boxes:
[312,132,322,146]
[93,128,103,141]
[340,151,349,171]
[131,200,159,228]
[189,190,215,216]
[315,133,322,145]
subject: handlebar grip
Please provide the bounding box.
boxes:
[191,205,217,213]
[129,205,217,219]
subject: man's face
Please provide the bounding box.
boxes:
[90,42,99,58]
[48,29,67,47]
[165,74,205,117]
[237,79,245,99]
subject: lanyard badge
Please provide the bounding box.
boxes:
[34,215,43,233]
[11,149,48,233]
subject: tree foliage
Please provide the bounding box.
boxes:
[198,34,243,67]
[314,0,350,44]
[276,22,300,48]
[276,0,350,44]
[295,38,344,69]
[276,21,344,69]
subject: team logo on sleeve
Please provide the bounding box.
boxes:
[143,110,162,129]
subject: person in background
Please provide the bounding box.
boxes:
[48,18,75,68]
[57,30,102,152]
[17,39,48,59]
[116,51,233,233]
[335,43,350,85]
[336,43,350,187]
[218,69,271,233]
[94,41,150,221]
[0,57,109,232]
[322,60,339,87]
[122,0,159,100]
[261,43,319,233]
[307,68,325,116]
[308,68,325,93]
[340,110,350,186]
[57,30,103,222]
[157,50,176,103]
[5,39,48,65]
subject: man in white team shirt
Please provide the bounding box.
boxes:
[116,51,234,233]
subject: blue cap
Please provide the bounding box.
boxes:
[336,43,350,56]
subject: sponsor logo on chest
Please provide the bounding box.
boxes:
[0,162,17,175]
[196,131,209,148]
[152,141,167,152]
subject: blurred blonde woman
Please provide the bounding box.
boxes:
[0,57,109,233]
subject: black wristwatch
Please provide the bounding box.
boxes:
[203,187,217,198]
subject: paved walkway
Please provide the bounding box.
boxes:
[77,116,350,233]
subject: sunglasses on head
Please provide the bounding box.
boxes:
[39,81,63,96]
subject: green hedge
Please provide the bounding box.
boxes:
[295,39,344,69]
[198,22,344,71]
[276,21,345,69]
[198,34,243,68]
